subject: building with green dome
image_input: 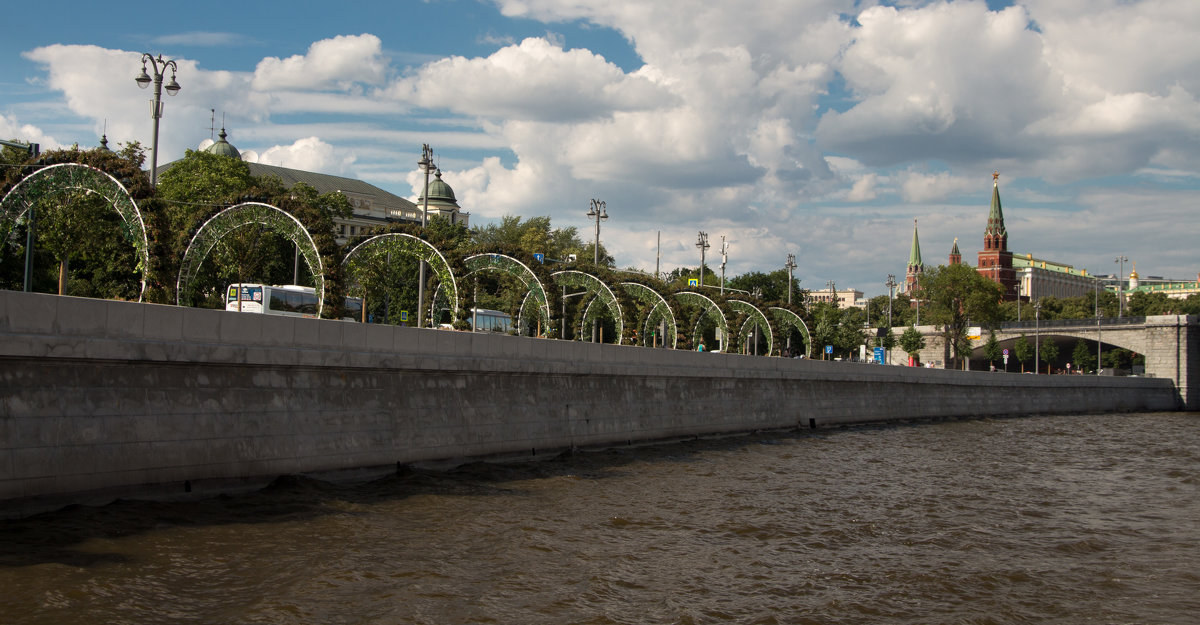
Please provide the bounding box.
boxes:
[188,127,469,242]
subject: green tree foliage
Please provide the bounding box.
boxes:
[917,263,1004,368]
[1039,338,1059,374]
[727,269,800,303]
[1072,339,1096,373]
[899,326,926,363]
[983,330,1002,369]
[1,143,151,298]
[1013,333,1033,373]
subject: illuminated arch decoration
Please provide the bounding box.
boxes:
[0,163,150,299]
[728,299,774,355]
[344,233,459,325]
[551,270,624,344]
[674,291,729,350]
[769,307,811,357]
[464,253,553,337]
[177,202,323,310]
[619,282,678,349]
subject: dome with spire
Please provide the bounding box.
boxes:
[417,169,461,209]
[205,127,241,159]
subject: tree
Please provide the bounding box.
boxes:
[1072,339,1096,373]
[728,269,799,303]
[1039,339,1059,374]
[1013,333,1033,373]
[983,330,1002,370]
[899,326,926,364]
[917,263,1004,369]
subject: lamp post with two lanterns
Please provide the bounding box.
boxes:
[134,53,181,187]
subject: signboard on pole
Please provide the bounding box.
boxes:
[400,310,409,322]
[873,347,885,364]
[825,345,833,355]
[688,278,699,286]
[534,253,544,263]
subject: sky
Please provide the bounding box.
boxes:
[1,0,1197,297]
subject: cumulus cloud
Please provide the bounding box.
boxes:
[390,37,673,122]
[0,113,60,150]
[256,137,356,175]
[253,34,387,91]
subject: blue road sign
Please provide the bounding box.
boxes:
[825,345,833,354]
[688,278,699,286]
[873,347,885,363]
[400,310,409,322]
[534,253,544,263]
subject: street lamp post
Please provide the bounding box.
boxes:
[1034,300,1042,374]
[417,144,433,328]
[134,53,181,187]
[826,280,836,308]
[587,199,608,342]
[885,274,897,365]
[1114,255,1128,318]
[696,231,710,288]
[587,199,607,265]
[2,139,40,292]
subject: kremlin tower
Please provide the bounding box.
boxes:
[976,172,1019,301]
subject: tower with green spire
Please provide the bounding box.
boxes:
[905,219,923,294]
[976,171,1018,300]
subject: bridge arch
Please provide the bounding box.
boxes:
[464,253,553,336]
[552,270,623,343]
[619,282,678,349]
[177,202,323,310]
[1,163,151,299]
[769,306,811,357]
[343,233,459,325]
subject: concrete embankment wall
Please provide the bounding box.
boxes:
[0,290,1180,514]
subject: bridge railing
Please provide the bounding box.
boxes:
[1001,316,1146,331]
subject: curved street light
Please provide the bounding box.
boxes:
[587,199,607,265]
[135,53,181,187]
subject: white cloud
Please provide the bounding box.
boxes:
[252,34,387,91]
[389,37,673,122]
[151,32,254,47]
[256,137,356,175]
[0,113,60,150]
[900,170,978,203]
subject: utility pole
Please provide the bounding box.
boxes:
[785,254,797,305]
[696,231,710,289]
[720,236,728,296]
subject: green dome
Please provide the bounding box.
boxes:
[418,170,460,208]
[206,128,241,160]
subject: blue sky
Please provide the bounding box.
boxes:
[2,0,1198,297]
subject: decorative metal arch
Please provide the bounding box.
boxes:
[769,307,812,358]
[675,291,729,349]
[177,202,323,309]
[619,282,678,349]
[0,163,150,299]
[728,299,774,355]
[551,270,624,344]
[464,253,553,337]
[344,233,459,325]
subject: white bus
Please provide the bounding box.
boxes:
[440,308,513,333]
[226,284,363,321]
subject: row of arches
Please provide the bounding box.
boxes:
[2,163,811,356]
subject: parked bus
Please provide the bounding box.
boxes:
[440,307,513,333]
[469,308,512,333]
[226,284,363,321]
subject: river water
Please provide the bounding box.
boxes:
[2,412,1197,624]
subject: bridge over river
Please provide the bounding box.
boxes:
[890,315,1197,407]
